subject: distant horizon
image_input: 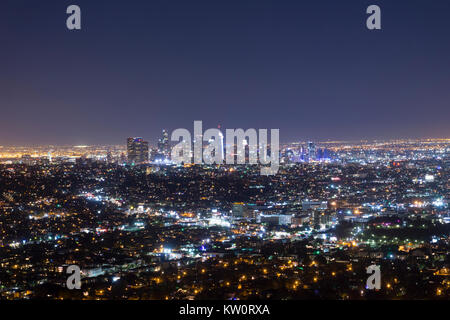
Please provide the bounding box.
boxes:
[0,136,449,148]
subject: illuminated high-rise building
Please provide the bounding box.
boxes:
[307,141,316,161]
[157,129,170,157]
[127,137,149,164]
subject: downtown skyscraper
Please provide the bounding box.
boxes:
[127,137,149,164]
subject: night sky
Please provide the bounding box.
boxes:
[1,0,449,145]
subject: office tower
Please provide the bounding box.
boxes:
[21,154,33,165]
[157,129,170,157]
[299,146,306,162]
[321,148,331,161]
[307,141,316,161]
[316,148,321,160]
[127,137,149,164]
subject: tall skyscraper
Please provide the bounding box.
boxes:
[307,141,316,162]
[157,129,170,157]
[127,137,149,164]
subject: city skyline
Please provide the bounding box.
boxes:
[1,0,450,145]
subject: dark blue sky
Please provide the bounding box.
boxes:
[1,0,449,145]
